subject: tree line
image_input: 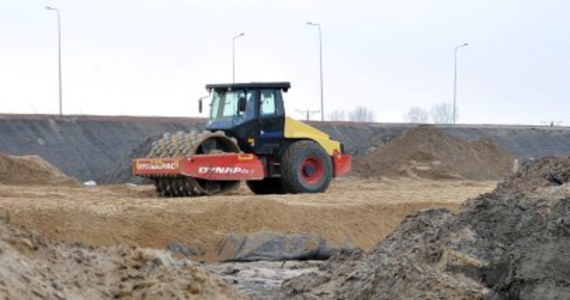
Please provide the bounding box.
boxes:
[403,103,456,124]
[327,102,456,124]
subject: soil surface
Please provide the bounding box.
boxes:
[2,154,568,299]
[0,178,495,299]
[0,178,496,262]
[0,217,245,299]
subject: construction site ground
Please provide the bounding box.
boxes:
[2,115,569,298]
[0,178,496,261]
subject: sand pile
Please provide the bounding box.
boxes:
[280,156,570,299]
[355,125,515,180]
[0,153,78,185]
[0,217,245,299]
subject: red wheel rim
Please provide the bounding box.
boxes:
[301,156,324,185]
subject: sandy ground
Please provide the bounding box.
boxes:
[0,177,496,261]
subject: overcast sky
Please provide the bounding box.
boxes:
[1,0,568,125]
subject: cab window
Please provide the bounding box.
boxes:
[243,90,257,120]
[221,91,241,117]
[260,90,276,116]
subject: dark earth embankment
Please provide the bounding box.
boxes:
[278,156,570,299]
[0,114,569,182]
[0,115,204,182]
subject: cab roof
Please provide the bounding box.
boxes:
[205,82,290,92]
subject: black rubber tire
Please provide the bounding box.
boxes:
[280,140,333,194]
[246,178,285,195]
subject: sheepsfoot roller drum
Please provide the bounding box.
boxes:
[133,131,263,196]
[132,82,352,197]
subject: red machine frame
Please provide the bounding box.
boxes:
[132,152,351,181]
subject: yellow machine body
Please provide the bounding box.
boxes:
[283,117,342,155]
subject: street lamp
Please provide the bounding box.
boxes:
[232,33,245,83]
[306,22,324,122]
[453,42,469,125]
[45,6,63,116]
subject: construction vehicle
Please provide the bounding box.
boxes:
[132,82,351,196]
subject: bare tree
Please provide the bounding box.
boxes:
[328,110,346,121]
[540,120,563,127]
[404,106,429,123]
[348,106,376,122]
[430,103,454,124]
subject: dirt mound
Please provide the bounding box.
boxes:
[355,125,515,180]
[0,217,244,299]
[0,153,78,185]
[280,156,570,299]
[495,155,570,194]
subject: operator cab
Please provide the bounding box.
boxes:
[201,82,290,155]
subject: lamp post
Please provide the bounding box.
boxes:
[45,6,63,116]
[306,22,324,121]
[453,42,469,125]
[232,33,245,83]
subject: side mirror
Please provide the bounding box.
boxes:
[198,98,203,114]
[238,97,246,112]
